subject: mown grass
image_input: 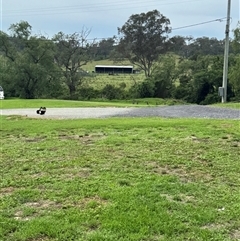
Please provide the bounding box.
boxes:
[0,98,185,109]
[0,99,135,109]
[84,73,145,90]
[1,115,240,241]
[1,99,239,110]
[212,102,240,109]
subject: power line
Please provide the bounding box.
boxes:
[172,17,227,31]
[3,0,202,17]
[1,0,225,39]
[89,17,228,41]
[2,16,226,41]
[5,0,198,13]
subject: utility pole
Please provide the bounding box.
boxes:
[221,0,231,103]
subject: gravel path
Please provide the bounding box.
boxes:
[1,105,239,119]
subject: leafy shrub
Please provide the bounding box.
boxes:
[78,87,100,100]
[101,84,125,100]
[129,80,155,98]
[199,93,221,105]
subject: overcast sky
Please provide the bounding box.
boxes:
[1,0,239,41]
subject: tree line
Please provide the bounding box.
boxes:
[0,10,240,104]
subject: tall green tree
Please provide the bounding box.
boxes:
[0,56,14,97]
[229,23,240,99]
[229,56,240,100]
[16,36,60,98]
[150,55,176,98]
[117,9,171,77]
[174,56,229,104]
[232,22,240,53]
[53,29,93,99]
[168,35,186,56]
[95,37,116,60]
[174,58,195,102]
[9,21,32,39]
[169,36,226,59]
[188,37,225,58]
[0,21,59,99]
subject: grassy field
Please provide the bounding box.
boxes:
[81,59,145,90]
[83,73,145,90]
[1,114,240,240]
[0,98,186,109]
[212,102,240,109]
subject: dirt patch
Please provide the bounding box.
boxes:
[24,136,46,143]
[186,136,210,143]
[30,172,45,179]
[55,167,92,180]
[44,195,110,210]
[78,196,109,208]
[231,229,240,240]
[201,222,240,240]
[201,224,240,240]
[6,115,28,120]
[62,168,91,180]
[231,142,240,148]
[24,200,59,209]
[56,196,109,211]
[201,223,225,231]
[58,132,106,145]
[0,186,16,197]
[14,211,31,221]
[147,161,213,183]
[221,123,234,128]
[147,161,189,182]
[147,235,165,240]
[27,236,50,241]
[160,193,195,204]
[14,200,61,221]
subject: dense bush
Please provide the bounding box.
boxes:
[128,80,155,98]
[101,84,125,100]
[78,87,100,100]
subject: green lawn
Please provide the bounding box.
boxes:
[212,102,240,109]
[0,98,186,109]
[0,99,137,109]
[1,115,240,241]
[84,73,145,90]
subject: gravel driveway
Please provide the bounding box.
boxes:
[1,105,239,119]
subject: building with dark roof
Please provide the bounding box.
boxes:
[95,65,134,74]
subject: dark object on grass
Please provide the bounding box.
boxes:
[36,107,46,115]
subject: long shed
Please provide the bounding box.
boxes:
[95,65,133,74]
